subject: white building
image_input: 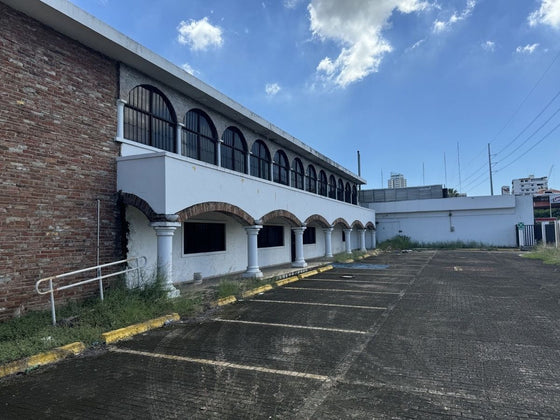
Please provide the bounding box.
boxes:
[512,175,548,196]
[388,173,407,189]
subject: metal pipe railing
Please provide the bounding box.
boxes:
[36,256,147,325]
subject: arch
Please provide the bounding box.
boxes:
[351,220,365,230]
[250,140,271,180]
[306,164,317,193]
[345,182,352,203]
[366,221,376,230]
[183,108,218,164]
[176,202,255,226]
[273,150,289,185]
[260,210,302,227]
[318,170,328,196]
[291,158,304,190]
[331,217,351,229]
[337,178,344,201]
[328,175,336,199]
[304,214,331,228]
[125,84,176,153]
[119,192,163,222]
[352,185,358,205]
[221,126,247,174]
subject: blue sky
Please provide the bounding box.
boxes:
[70,0,560,195]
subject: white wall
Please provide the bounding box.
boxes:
[370,195,533,247]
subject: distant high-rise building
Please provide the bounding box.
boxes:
[388,172,407,189]
[511,175,548,196]
[501,186,510,195]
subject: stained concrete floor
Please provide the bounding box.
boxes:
[1,250,560,419]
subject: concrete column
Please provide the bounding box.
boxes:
[323,227,334,257]
[116,98,127,139]
[292,227,307,268]
[176,123,184,155]
[150,221,181,297]
[371,229,377,249]
[247,152,252,176]
[541,222,547,245]
[243,225,263,278]
[217,139,223,167]
[359,229,367,252]
[344,228,353,254]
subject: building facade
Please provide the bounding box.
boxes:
[512,175,548,196]
[0,0,375,319]
[388,173,407,189]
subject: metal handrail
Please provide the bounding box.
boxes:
[36,256,147,325]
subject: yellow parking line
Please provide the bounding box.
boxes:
[247,299,387,310]
[212,318,370,335]
[284,287,401,295]
[304,278,410,285]
[109,347,329,381]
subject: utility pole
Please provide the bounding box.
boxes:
[457,142,462,193]
[444,152,447,187]
[357,150,361,191]
[488,143,494,196]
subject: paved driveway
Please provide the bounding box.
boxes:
[1,250,559,419]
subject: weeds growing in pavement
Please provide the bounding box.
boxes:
[378,235,496,251]
[524,244,560,265]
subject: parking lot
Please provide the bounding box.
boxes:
[1,250,560,419]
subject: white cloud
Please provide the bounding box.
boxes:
[432,0,477,33]
[177,17,223,51]
[516,43,540,54]
[529,0,560,28]
[181,63,199,76]
[481,40,495,52]
[283,0,301,9]
[309,0,430,88]
[265,83,281,96]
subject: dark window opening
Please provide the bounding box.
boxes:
[250,140,271,180]
[221,127,247,173]
[306,165,317,193]
[337,179,344,201]
[124,85,176,153]
[303,227,316,244]
[345,182,352,203]
[342,230,346,242]
[328,175,337,199]
[184,222,225,254]
[273,150,289,185]
[258,225,284,248]
[318,171,328,196]
[352,185,358,204]
[291,158,304,190]
[183,109,217,165]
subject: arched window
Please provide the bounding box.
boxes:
[318,170,328,196]
[183,109,217,164]
[250,140,271,180]
[337,179,344,201]
[291,158,304,190]
[328,175,337,199]
[345,182,352,203]
[221,127,247,173]
[352,185,358,204]
[124,85,176,152]
[273,150,289,185]
[306,165,317,193]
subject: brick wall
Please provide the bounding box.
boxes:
[0,4,123,320]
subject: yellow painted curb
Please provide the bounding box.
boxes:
[216,295,237,306]
[298,269,318,279]
[101,313,180,344]
[317,265,333,273]
[0,341,86,379]
[241,284,273,298]
[275,275,300,287]
[341,259,354,263]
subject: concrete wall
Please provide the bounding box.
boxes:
[369,195,534,247]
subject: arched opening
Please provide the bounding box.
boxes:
[273,150,289,185]
[221,126,247,174]
[291,158,304,190]
[183,109,218,165]
[250,140,271,180]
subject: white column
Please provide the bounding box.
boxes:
[150,221,181,297]
[176,123,184,155]
[344,228,353,254]
[247,153,252,175]
[217,139,223,167]
[292,227,307,268]
[359,229,367,252]
[541,222,547,244]
[243,225,263,278]
[116,98,127,139]
[371,229,377,249]
[323,227,334,257]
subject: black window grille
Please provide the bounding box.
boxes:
[306,165,317,193]
[337,179,344,201]
[221,127,247,173]
[184,222,225,254]
[291,158,304,190]
[318,171,328,196]
[250,140,271,180]
[352,185,358,204]
[345,182,352,203]
[124,85,176,152]
[258,225,284,248]
[273,150,289,185]
[303,227,316,244]
[182,109,217,165]
[329,175,337,199]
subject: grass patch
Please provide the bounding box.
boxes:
[217,279,241,298]
[0,279,203,365]
[378,235,496,251]
[524,245,560,265]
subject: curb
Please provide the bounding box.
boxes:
[0,341,85,379]
[275,275,300,287]
[215,296,237,306]
[101,313,180,344]
[241,284,273,298]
